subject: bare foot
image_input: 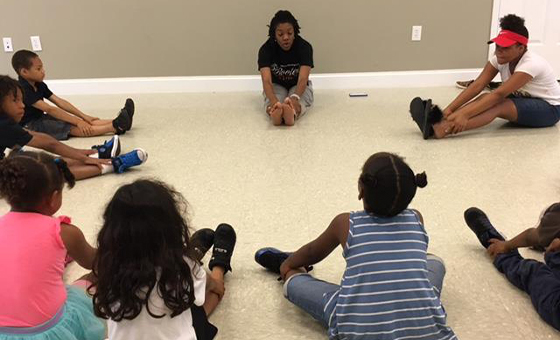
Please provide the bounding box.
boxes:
[269,106,283,126]
[433,120,453,139]
[282,101,296,126]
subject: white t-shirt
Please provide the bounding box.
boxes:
[490,50,560,105]
[108,259,207,340]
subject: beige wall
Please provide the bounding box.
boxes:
[0,0,492,79]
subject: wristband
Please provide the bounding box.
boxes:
[289,93,300,101]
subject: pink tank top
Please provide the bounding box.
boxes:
[0,212,68,327]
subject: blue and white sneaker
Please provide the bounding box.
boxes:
[91,135,121,159]
[112,148,148,174]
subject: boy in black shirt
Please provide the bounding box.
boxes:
[0,75,146,180]
[258,10,314,126]
[12,50,133,140]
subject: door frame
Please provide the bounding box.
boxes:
[488,0,502,59]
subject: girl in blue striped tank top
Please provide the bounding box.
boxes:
[255,152,457,340]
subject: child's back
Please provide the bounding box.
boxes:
[255,152,456,340]
[325,210,455,340]
[0,151,104,340]
[0,212,68,326]
[107,257,207,340]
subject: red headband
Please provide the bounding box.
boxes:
[488,30,528,47]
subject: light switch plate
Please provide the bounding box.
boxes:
[30,36,42,51]
[3,37,13,52]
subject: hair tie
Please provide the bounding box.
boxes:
[54,158,62,164]
[414,172,428,188]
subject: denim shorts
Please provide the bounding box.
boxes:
[25,115,73,140]
[511,97,560,128]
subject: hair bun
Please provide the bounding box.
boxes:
[361,173,377,187]
[415,172,427,188]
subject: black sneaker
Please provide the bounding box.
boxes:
[112,108,131,135]
[254,247,313,274]
[91,135,121,159]
[208,224,236,273]
[254,247,290,274]
[464,207,506,248]
[410,97,441,139]
[124,98,134,129]
[190,228,215,262]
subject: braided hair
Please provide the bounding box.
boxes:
[0,151,75,211]
[359,152,427,217]
[267,10,301,39]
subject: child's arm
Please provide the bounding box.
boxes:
[487,228,540,256]
[26,130,110,167]
[32,99,93,136]
[59,223,97,270]
[48,94,99,124]
[280,213,349,279]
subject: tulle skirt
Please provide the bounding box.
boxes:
[0,285,105,340]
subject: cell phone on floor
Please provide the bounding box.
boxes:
[349,92,368,97]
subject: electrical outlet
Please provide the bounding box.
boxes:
[30,36,42,51]
[3,37,13,52]
[411,26,422,41]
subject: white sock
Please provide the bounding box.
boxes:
[101,164,114,175]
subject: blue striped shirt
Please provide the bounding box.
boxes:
[323,210,457,340]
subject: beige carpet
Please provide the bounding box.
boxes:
[1,87,559,339]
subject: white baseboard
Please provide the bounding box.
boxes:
[47,69,483,95]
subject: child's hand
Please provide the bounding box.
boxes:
[448,112,469,134]
[487,239,510,257]
[285,97,302,114]
[77,121,93,136]
[83,115,100,124]
[267,101,282,115]
[546,238,560,253]
[443,108,453,118]
[84,157,112,168]
[279,260,293,281]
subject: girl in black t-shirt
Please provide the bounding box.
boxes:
[258,10,314,126]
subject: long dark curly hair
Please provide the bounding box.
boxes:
[91,179,198,320]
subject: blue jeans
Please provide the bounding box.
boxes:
[283,254,447,327]
[494,251,560,330]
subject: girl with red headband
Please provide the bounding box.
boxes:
[411,14,560,139]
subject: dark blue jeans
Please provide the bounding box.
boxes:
[494,251,560,330]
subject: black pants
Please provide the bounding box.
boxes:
[494,251,560,330]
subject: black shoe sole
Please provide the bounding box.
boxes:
[125,98,135,118]
[410,97,433,139]
[125,99,134,130]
